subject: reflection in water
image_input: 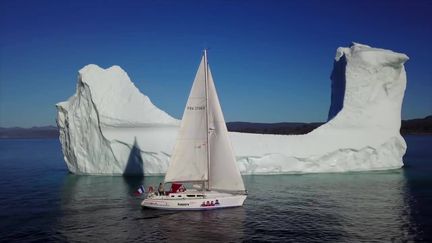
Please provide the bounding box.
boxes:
[54,170,419,242]
[56,175,245,242]
[2,138,430,241]
[58,175,144,241]
[242,171,417,242]
[142,207,246,242]
[402,168,431,242]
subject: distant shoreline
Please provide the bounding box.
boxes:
[1,115,431,139]
[228,115,432,136]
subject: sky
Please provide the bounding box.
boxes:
[0,0,431,127]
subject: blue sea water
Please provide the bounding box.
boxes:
[0,136,431,242]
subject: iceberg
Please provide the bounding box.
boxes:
[56,43,409,175]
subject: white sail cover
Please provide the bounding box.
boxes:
[165,52,245,192]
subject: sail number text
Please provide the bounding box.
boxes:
[187,106,205,111]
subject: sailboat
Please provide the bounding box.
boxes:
[141,50,247,210]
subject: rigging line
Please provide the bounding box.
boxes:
[204,49,211,191]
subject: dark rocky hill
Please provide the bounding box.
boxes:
[0,126,59,139]
[400,115,432,135]
[227,115,432,135]
[1,115,430,139]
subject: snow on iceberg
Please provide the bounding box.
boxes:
[56,43,409,175]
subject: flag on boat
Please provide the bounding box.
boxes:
[134,185,145,195]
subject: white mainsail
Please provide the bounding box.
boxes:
[164,51,245,192]
[164,57,209,183]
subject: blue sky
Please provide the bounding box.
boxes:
[0,0,431,127]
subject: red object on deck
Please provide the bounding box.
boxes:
[170,183,182,193]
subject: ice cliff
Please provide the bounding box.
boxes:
[56,65,179,175]
[57,43,409,175]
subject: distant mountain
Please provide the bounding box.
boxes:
[1,116,430,139]
[400,115,432,135]
[227,116,432,135]
[227,122,324,135]
[0,126,59,139]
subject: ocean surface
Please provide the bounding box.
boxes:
[0,136,431,242]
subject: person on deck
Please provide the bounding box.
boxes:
[178,184,186,192]
[158,183,164,196]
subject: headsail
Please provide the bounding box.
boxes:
[165,51,245,193]
[206,67,245,192]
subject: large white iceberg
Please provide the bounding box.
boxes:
[56,43,409,175]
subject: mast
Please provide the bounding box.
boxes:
[164,50,245,192]
[204,49,211,190]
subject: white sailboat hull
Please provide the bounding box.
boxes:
[141,191,247,210]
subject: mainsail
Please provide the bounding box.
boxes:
[164,51,245,192]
